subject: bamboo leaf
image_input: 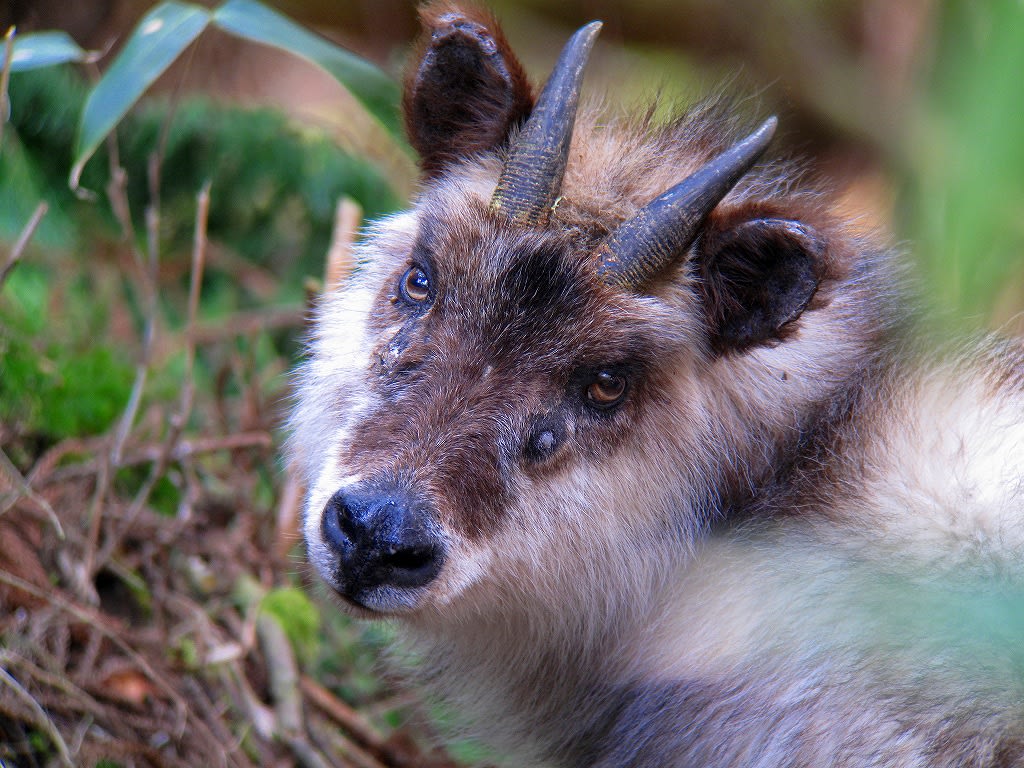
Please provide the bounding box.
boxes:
[212,0,405,145]
[9,31,99,72]
[71,2,211,190]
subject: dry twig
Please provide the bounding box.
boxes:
[188,305,305,344]
[301,675,397,766]
[275,465,305,558]
[307,717,390,768]
[0,201,48,289]
[0,25,14,149]
[0,569,189,731]
[87,143,159,577]
[325,197,363,291]
[0,446,64,537]
[96,182,213,571]
[35,432,273,487]
[257,611,303,735]
[0,661,75,767]
[104,159,160,471]
[26,435,106,486]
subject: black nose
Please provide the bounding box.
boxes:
[321,485,444,595]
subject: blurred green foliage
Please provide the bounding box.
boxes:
[3,64,399,279]
[0,63,400,448]
[902,0,1024,323]
[0,262,134,439]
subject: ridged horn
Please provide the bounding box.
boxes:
[595,116,778,290]
[489,20,602,226]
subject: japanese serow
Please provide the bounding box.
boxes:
[291,4,1024,766]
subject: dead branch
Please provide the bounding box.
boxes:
[35,431,273,488]
[0,569,188,731]
[105,158,161,471]
[138,430,274,464]
[96,182,213,572]
[256,610,303,735]
[307,716,389,768]
[0,664,75,767]
[275,465,304,558]
[188,305,306,344]
[234,577,359,767]
[0,201,49,289]
[326,197,363,291]
[179,676,250,768]
[89,139,160,579]
[0,446,63,537]
[26,435,106,487]
[301,675,397,765]
[286,734,336,768]
[0,26,14,150]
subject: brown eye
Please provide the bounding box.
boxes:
[586,371,628,409]
[401,266,431,303]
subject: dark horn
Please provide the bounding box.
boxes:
[489,21,602,226]
[595,116,778,290]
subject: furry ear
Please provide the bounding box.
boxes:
[403,2,534,176]
[696,217,824,354]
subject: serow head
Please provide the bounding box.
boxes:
[297,2,836,618]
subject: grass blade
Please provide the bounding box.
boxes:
[71,1,211,190]
[213,0,405,147]
[9,31,99,72]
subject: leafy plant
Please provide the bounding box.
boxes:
[1,0,407,449]
[1,0,406,188]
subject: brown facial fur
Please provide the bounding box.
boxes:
[344,195,679,540]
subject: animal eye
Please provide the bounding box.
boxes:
[586,371,628,409]
[401,265,431,303]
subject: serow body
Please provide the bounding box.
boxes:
[290,4,1024,766]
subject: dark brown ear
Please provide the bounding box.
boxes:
[696,217,825,354]
[403,2,534,176]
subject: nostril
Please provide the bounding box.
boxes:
[336,504,361,541]
[321,491,355,554]
[385,544,436,572]
[385,548,430,573]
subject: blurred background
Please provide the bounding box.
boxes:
[1,1,1023,766]
[3,0,1024,323]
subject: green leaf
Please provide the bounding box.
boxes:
[9,31,99,72]
[71,2,211,190]
[212,0,405,145]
